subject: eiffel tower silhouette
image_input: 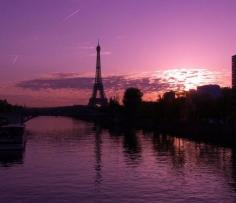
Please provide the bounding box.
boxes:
[88,41,108,107]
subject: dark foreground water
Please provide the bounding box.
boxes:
[0,117,236,203]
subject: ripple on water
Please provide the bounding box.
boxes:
[0,116,235,203]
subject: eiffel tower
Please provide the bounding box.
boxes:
[88,41,108,107]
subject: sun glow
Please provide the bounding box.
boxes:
[159,68,224,91]
[1,68,230,107]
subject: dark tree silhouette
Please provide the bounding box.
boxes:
[0,100,23,114]
[123,88,143,115]
[0,100,12,112]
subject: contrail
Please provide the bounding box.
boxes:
[63,9,80,22]
[12,55,18,65]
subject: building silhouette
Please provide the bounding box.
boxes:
[197,85,221,98]
[232,55,236,88]
[88,42,108,107]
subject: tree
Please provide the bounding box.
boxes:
[123,88,143,115]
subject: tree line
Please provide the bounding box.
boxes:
[108,87,236,126]
[0,100,22,113]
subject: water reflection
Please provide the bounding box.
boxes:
[122,129,142,164]
[0,117,235,202]
[0,149,24,167]
[109,127,236,198]
[231,149,236,191]
[94,126,102,185]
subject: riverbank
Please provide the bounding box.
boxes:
[82,111,236,148]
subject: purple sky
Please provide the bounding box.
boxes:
[0,0,235,106]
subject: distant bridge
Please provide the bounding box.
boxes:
[3,105,108,124]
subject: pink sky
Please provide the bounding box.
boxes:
[0,0,235,106]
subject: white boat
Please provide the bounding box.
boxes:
[0,124,26,150]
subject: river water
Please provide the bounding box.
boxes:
[0,116,236,203]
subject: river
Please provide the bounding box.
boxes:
[0,116,235,203]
